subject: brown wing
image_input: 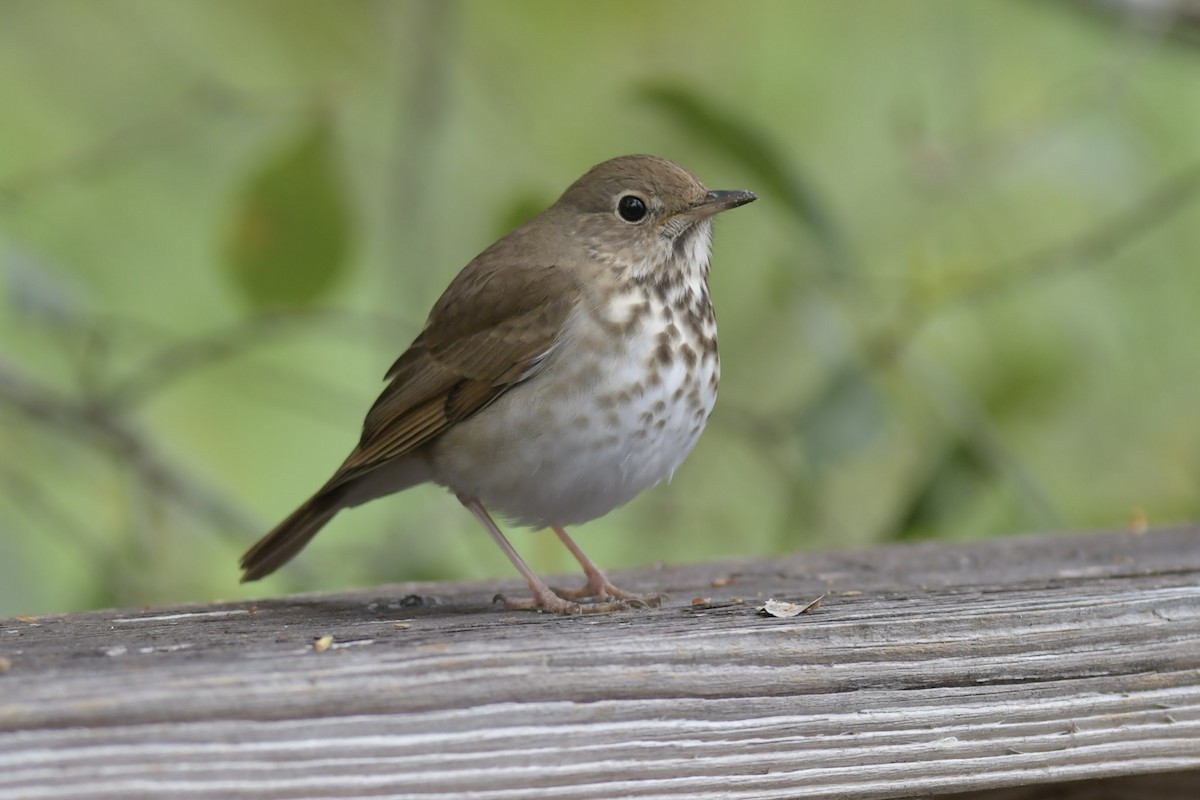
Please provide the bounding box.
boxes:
[329,257,580,487]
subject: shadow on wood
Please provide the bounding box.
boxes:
[2,527,1199,799]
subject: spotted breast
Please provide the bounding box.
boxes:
[428,253,719,530]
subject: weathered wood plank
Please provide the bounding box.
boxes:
[2,527,1199,799]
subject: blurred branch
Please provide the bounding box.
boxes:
[856,163,1200,533]
[382,1,458,302]
[718,161,1200,538]
[1052,0,1200,49]
[868,161,1200,365]
[0,459,107,562]
[948,162,1199,304]
[901,354,1062,529]
[97,308,412,411]
[0,80,307,214]
[0,359,256,541]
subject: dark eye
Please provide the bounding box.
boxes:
[616,194,648,223]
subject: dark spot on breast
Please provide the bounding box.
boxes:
[623,301,651,335]
[681,344,697,369]
[595,315,624,337]
[591,434,622,451]
[576,361,604,386]
[605,411,621,428]
[652,400,666,414]
[655,342,673,366]
[682,295,714,340]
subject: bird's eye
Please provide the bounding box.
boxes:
[616,194,648,223]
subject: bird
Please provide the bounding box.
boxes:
[239,154,757,614]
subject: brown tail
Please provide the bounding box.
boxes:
[240,490,342,582]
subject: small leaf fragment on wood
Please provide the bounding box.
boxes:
[757,595,824,618]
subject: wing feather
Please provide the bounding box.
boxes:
[326,252,580,489]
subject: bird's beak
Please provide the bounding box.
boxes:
[692,189,757,217]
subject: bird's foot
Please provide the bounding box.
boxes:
[545,525,663,608]
[493,592,634,615]
[549,577,662,608]
[493,579,654,615]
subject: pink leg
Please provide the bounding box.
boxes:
[458,497,634,615]
[550,525,662,607]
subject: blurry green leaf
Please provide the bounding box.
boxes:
[223,117,352,309]
[637,83,852,275]
[894,355,1061,541]
[977,345,1071,420]
[796,363,884,467]
[889,440,990,542]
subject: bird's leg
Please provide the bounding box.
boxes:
[548,525,662,607]
[457,497,631,614]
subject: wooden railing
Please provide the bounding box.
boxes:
[2,526,1199,799]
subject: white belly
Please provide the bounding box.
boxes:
[429,288,719,529]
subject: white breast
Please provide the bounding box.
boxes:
[430,281,719,529]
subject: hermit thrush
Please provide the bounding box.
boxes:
[240,154,756,613]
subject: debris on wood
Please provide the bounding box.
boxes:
[757,595,824,618]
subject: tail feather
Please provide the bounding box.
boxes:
[241,453,431,582]
[240,492,341,582]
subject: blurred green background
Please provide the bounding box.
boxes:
[2,0,1198,617]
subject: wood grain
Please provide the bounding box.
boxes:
[2,527,1199,799]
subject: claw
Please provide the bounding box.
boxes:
[460,498,661,616]
[495,592,633,615]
